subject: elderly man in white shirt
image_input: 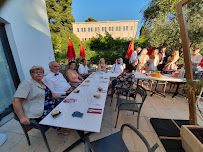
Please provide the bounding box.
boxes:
[43,61,73,96]
[130,47,142,69]
[78,59,91,79]
[111,57,125,73]
[191,48,202,64]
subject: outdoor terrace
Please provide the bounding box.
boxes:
[0,85,202,152]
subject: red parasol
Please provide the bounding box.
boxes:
[67,38,76,61]
[80,41,85,59]
[199,58,203,68]
[125,38,134,59]
[147,47,156,56]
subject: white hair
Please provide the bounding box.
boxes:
[49,61,57,67]
[116,57,123,64]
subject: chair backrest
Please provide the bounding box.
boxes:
[121,124,159,152]
[134,85,147,103]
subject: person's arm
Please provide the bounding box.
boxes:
[78,73,84,82]
[103,65,107,72]
[111,64,115,72]
[43,77,66,96]
[52,92,66,99]
[13,97,30,125]
[170,55,179,64]
[156,55,159,65]
[97,64,100,72]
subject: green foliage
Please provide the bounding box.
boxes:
[84,32,148,64]
[46,0,81,63]
[141,0,203,51]
[85,17,97,22]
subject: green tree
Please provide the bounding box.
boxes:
[140,0,203,51]
[85,17,97,22]
[46,0,81,63]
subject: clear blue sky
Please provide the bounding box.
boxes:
[72,0,149,39]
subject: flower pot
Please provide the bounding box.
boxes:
[180,125,203,152]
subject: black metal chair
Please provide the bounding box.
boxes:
[110,80,135,106]
[115,85,147,129]
[85,124,159,152]
[14,114,51,152]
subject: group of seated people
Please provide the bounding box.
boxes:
[12,46,202,135]
[12,57,129,134]
[130,47,202,74]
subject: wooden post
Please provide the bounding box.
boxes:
[176,0,197,125]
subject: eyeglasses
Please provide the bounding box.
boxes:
[32,71,44,74]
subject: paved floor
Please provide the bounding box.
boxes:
[0,86,202,152]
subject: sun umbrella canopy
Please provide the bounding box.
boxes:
[147,47,156,56]
[125,38,134,59]
[67,38,76,61]
[80,41,85,59]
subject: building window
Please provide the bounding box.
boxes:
[105,27,106,31]
[131,26,133,30]
[81,28,83,32]
[98,27,100,31]
[82,38,84,42]
[85,38,86,41]
[88,28,90,32]
[91,27,93,32]
[102,27,104,31]
[123,26,125,31]
[119,26,121,31]
[112,27,114,31]
[126,26,128,31]
[77,28,79,32]
[116,26,118,31]
[84,28,86,32]
[109,27,111,31]
[95,27,97,31]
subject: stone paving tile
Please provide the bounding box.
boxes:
[0,91,193,152]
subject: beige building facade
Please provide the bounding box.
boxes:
[72,20,138,41]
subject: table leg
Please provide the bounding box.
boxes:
[63,131,94,152]
[151,80,166,97]
[172,83,180,98]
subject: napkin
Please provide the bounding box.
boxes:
[87,108,102,114]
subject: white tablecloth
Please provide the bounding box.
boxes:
[133,72,186,82]
[40,72,120,133]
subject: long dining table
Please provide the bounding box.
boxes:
[39,71,120,152]
[133,72,186,98]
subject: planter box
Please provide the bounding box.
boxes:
[180,125,203,152]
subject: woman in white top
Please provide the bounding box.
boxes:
[148,49,159,71]
[97,58,107,72]
[137,48,149,73]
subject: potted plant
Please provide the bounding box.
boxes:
[180,79,203,152]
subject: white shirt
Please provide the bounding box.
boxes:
[159,53,166,64]
[130,51,138,64]
[43,72,71,96]
[78,64,89,74]
[111,63,125,73]
[191,53,202,64]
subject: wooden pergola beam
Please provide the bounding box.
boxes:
[176,0,197,125]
